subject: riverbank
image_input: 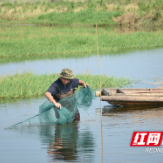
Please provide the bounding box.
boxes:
[0,72,132,98]
[1,25,163,63]
[1,0,163,63]
[0,0,163,26]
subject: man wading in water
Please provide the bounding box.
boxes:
[45,68,87,121]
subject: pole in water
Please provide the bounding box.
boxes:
[96,23,103,163]
[96,23,103,119]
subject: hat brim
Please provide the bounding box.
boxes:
[57,73,75,79]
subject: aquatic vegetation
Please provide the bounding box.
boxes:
[0,72,132,99]
[1,25,163,62]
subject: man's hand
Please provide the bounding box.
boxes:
[83,83,87,88]
[54,102,62,109]
[79,80,88,88]
[45,92,62,109]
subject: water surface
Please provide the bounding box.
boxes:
[1,97,163,163]
[1,48,163,88]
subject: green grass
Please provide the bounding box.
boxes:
[29,10,122,25]
[0,72,133,99]
[0,0,163,25]
[1,25,163,63]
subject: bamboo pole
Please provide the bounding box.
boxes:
[96,23,103,163]
[96,23,102,119]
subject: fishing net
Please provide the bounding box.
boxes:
[6,86,94,129]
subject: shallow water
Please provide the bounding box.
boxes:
[1,96,163,163]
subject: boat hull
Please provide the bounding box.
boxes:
[97,88,163,106]
[108,101,163,106]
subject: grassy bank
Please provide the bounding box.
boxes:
[1,25,163,63]
[0,72,132,99]
[0,0,163,25]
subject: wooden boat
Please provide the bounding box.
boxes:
[95,88,163,106]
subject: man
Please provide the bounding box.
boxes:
[45,68,87,121]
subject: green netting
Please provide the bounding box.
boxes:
[6,86,94,129]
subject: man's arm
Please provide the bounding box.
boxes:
[79,80,87,88]
[45,92,61,109]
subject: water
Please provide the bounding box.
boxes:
[0,47,163,162]
[1,97,163,163]
[1,48,163,88]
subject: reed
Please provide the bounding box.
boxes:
[0,72,133,99]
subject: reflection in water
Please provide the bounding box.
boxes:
[114,25,163,33]
[96,105,163,125]
[45,123,79,161]
[17,123,95,162]
[100,105,163,114]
